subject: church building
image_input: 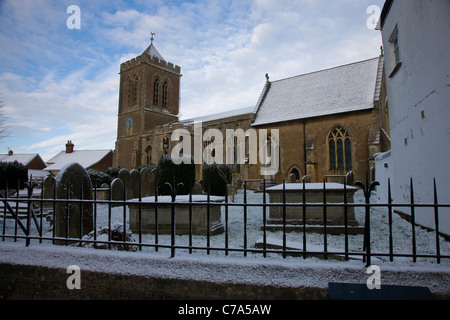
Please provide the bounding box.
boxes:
[114,38,389,186]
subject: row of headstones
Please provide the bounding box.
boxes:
[43,167,160,202]
[113,167,158,200]
[43,163,160,246]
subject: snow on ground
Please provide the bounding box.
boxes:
[1,189,450,268]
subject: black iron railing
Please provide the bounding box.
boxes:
[1,178,449,267]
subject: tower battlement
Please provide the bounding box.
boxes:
[121,54,181,73]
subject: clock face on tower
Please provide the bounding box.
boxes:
[126,117,133,130]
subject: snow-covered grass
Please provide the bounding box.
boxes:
[2,189,450,267]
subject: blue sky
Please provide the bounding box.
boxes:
[0,0,385,161]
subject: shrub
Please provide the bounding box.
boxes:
[202,163,231,196]
[87,168,113,188]
[0,161,28,190]
[105,167,121,180]
[157,155,195,196]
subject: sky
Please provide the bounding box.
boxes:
[0,0,385,162]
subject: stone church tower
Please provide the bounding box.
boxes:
[114,37,181,169]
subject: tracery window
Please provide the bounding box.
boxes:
[328,126,352,172]
[131,75,138,106]
[145,145,152,164]
[126,78,132,108]
[162,81,168,109]
[153,78,159,106]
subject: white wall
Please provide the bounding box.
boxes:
[380,0,450,235]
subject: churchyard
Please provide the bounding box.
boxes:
[1,162,450,267]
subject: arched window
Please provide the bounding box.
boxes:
[153,78,159,106]
[162,81,168,109]
[328,126,352,173]
[145,145,152,164]
[126,78,132,108]
[131,75,139,106]
[289,168,300,182]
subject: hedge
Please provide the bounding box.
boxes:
[202,163,231,196]
[0,161,28,190]
[157,155,195,196]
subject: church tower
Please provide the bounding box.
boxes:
[114,35,181,169]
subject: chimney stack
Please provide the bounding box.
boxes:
[65,140,74,153]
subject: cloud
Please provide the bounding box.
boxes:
[0,0,385,161]
[0,60,120,160]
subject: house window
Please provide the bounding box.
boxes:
[162,81,168,109]
[328,126,352,173]
[153,78,159,106]
[388,25,401,76]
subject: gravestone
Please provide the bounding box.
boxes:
[191,181,203,195]
[140,167,151,197]
[111,178,124,207]
[117,168,130,198]
[346,171,354,186]
[42,174,55,209]
[130,169,140,199]
[54,163,93,245]
[140,167,157,197]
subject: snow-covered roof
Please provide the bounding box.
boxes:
[179,106,254,125]
[0,153,41,166]
[45,150,112,172]
[252,57,383,126]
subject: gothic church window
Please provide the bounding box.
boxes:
[153,78,159,106]
[145,145,152,164]
[328,126,352,172]
[131,75,139,106]
[126,78,132,108]
[162,81,168,109]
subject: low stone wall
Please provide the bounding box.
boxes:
[1,243,449,300]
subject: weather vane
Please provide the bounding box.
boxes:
[150,32,156,44]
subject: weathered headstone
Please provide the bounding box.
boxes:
[54,163,93,245]
[140,167,151,197]
[117,168,130,197]
[43,174,55,198]
[42,174,55,209]
[130,169,140,199]
[191,181,203,195]
[111,178,124,207]
[150,168,158,196]
[346,171,354,186]
[234,179,243,190]
[140,167,156,197]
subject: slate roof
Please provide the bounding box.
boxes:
[45,150,113,172]
[143,43,165,61]
[252,56,383,126]
[179,106,255,125]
